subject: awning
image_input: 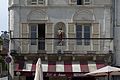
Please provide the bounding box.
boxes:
[14,61,105,73]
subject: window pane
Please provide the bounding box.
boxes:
[31,32,36,38]
[31,26,36,31]
[76,24,82,45]
[31,25,37,45]
[84,25,90,45]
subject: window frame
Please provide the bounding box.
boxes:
[28,0,46,5]
[69,0,91,5]
[30,24,37,45]
[30,23,46,50]
[76,23,91,45]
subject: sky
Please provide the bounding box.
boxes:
[0,0,8,35]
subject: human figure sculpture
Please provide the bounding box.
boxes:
[57,28,64,45]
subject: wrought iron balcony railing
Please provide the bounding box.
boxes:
[10,38,113,55]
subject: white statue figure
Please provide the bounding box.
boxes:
[57,28,64,45]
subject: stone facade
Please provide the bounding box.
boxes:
[8,0,113,80]
[9,0,112,53]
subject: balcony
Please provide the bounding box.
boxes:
[11,38,113,62]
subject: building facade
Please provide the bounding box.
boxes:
[8,0,113,80]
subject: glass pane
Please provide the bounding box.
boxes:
[31,32,36,38]
[84,25,90,33]
[31,25,37,31]
[84,25,90,45]
[76,24,82,31]
[31,25,37,45]
[76,24,82,45]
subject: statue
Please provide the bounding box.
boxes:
[57,28,64,45]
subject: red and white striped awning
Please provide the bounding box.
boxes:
[14,61,105,73]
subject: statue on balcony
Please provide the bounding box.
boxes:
[57,28,64,46]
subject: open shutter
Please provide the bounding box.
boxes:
[21,23,29,53]
[68,23,75,51]
[92,23,100,51]
[46,23,53,52]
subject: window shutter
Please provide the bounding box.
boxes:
[21,23,29,53]
[46,23,53,38]
[68,23,75,50]
[46,23,53,52]
[68,23,75,38]
[92,23,100,51]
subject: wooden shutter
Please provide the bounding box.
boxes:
[46,23,53,38]
[46,23,53,52]
[68,23,75,38]
[68,23,75,51]
[21,23,29,53]
[92,23,100,51]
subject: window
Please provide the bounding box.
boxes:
[84,25,90,45]
[30,24,45,50]
[76,24,82,45]
[76,24,91,45]
[30,24,37,45]
[70,0,90,5]
[31,0,37,5]
[29,0,45,5]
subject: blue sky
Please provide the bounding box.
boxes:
[0,0,8,35]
